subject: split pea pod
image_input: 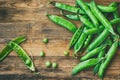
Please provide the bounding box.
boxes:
[83,35,93,48]
[76,0,99,27]
[98,41,118,79]
[47,14,77,33]
[90,0,115,35]
[0,36,26,62]
[74,28,87,55]
[69,24,84,49]
[49,1,85,14]
[8,41,36,72]
[72,58,100,76]
[93,49,105,75]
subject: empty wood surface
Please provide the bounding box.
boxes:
[0,0,120,80]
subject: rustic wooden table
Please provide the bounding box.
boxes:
[0,0,120,80]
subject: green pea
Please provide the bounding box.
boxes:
[64,51,69,56]
[40,51,45,57]
[52,62,58,69]
[43,38,48,43]
[45,61,51,68]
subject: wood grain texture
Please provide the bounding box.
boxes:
[0,0,120,80]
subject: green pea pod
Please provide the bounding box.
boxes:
[83,35,92,48]
[98,41,118,79]
[93,49,105,75]
[74,28,87,55]
[72,58,100,76]
[76,0,99,27]
[78,15,95,29]
[84,18,120,35]
[47,14,77,33]
[110,18,120,24]
[87,29,109,52]
[60,10,79,21]
[8,41,36,72]
[111,3,120,35]
[49,1,85,14]
[0,36,26,62]
[80,45,105,61]
[69,24,84,49]
[63,14,79,21]
[76,2,117,13]
[90,0,115,35]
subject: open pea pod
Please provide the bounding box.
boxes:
[0,36,26,62]
[8,41,36,72]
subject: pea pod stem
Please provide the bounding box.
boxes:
[47,14,77,33]
[0,36,26,62]
[8,41,36,72]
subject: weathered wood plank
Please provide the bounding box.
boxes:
[0,55,120,80]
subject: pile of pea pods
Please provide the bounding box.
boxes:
[47,0,120,79]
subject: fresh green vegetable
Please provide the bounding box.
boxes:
[52,62,58,69]
[43,38,48,44]
[69,24,84,49]
[81,45,105,61]
[78,15,95,28]
[86,29,109,52]
[74,28,87,55]
[45,61,51,68]
[93,49,105,75]
[72,58,100,76]
[8,41,36,72]
[76,0,99,27]
[90,0,116,35]
[64,51,69,56]
[49,1,85,14]
[40,51,45,57]
[98,41,118,79]
[83,35,93,48]
[47,14,77,33]
[0,36,26,62]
